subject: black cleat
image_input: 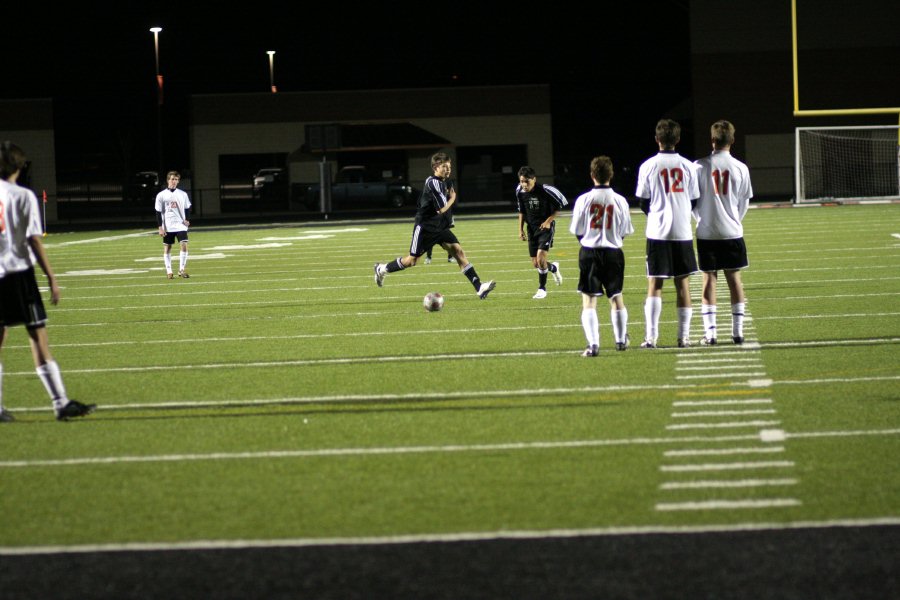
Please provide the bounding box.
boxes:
[56,400,97,422]
[700,337,717,346]
[581,344,599,357]
[733,336,744,345]
[0,409,15,423]
[615,334,631,351]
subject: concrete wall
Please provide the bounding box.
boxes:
[0,100,58,221]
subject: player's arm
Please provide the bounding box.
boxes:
[183,206,191,228]
[156,210,166,236]
[27,235,60,305]
[433,180,453,214]
[518,212,526,240]
[540,209,558,230]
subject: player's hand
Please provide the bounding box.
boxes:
[49,281,61,305]
[158,226,165,237]
[540,219,553,230]
[183,220,190,227]
[519,231,527,241]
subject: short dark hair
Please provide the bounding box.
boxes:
[590,156,614,184]
[0,141,27,180]
[517,166,536,180]
[711,120,735,149]
[430,152,450,170]
[655,119,681,148]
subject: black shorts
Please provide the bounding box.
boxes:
[578,247,625,297]
[697,238,749,272]
[162,231,189,245]
[526,223,555,257]
[645,239,698,278]
[0,268,48,329]
[410,225,459,257]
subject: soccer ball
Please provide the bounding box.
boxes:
[423,291,444,312]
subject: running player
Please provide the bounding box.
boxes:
[635,119,700,348]
[693,120,753,345]
[0,142,95,422]
[516,166,567,299]
[155,171,192,279]
[569,156,634,356]
[374,153,495,299]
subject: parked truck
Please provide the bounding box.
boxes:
[305,165,416,209]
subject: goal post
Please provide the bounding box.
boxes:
[795,126,900,204]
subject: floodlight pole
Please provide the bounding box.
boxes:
[151,27,164,178]
[267,50,277,93]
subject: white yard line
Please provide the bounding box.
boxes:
[660,461,795,472]
[655,499,801,511]
[659,478,796,489]
[1,517,897,556]
[663,446,784,457]
[665,420,781,430]
[670,410,778,418]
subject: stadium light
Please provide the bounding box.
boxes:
[150,27,164,177]
[267,50,277,93]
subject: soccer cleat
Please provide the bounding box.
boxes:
[532,288,547,299]
[733,335,744,345]
[0,409,15,423]
[55,400,96,422]
[640,339,657,349]
[178,270,190,278]
[581,344,599,357]
[615,334,631,352]
[677,338,692,348]
[424,257,432,264]
[373,263,385,288]
[700,336,717,346]
[447,255,454,262]
[477,280,496,300]
[166,272,174,279]
[551,262,562,285]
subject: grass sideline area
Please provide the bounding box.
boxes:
[0,204,898,597]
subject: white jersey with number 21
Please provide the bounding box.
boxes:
[155,188,191,233]
[569,186,634,249]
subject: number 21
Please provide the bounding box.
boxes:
[589,203,613,230]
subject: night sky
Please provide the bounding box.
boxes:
[4,2,693,180]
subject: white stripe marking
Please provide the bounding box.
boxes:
[655,499,801,511]
[671,409,777,418]
[659,478,797,490]
[660,461,795,472]
[676,372,768,380]
[666,420,781,430]
[663,446,784,457]
[676,365,764,371]
[672,399,773,407]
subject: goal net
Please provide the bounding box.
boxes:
[795,126,900,203]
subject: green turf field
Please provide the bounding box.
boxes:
[0,204,898,550]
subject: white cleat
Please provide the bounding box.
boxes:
[373,263,386,287]
[532,288,547,299]
[551,262,562,285]
[477,280,496,300]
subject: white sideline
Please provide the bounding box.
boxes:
[2,517,896,556]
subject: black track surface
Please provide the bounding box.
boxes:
[2,525,897,599]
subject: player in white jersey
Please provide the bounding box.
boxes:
[634,119,700,348]
[569,156,634,356]
[0,142,95,422]
[693,120,753,345]
[155,171,192,279]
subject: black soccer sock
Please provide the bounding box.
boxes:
[539,272,548,290]
[462,263,481,291]
[385,258,406,273]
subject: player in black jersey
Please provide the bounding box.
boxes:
[516,166,568,299]
[374,153,495,299]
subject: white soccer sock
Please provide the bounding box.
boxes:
[732,302,746,338]
[180,250,188,272]
[163,253,172,274]
[611,308,628,344]
[581,308,599,347]
[677,307,693,340]
[702,304,718,340]
[36,361,69,411]
[644,297,661,342]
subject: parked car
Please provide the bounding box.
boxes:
[306,166,416,209]
[253,168,285,191]
[126,171,159,202]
